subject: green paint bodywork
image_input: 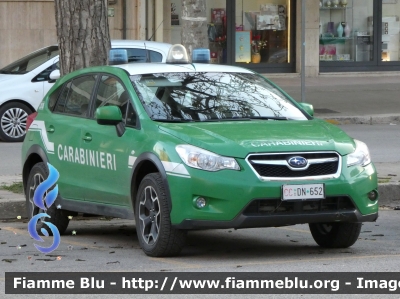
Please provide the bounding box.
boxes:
[22,65,378,228]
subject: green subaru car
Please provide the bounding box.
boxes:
[22,46,378,257]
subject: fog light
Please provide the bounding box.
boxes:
[367,190,378,201]
[195,197,207,209]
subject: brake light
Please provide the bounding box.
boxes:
[26,112,38,131]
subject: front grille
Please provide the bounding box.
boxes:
[247,152,340,179]
[252,162,337,177]
[243,196,355,216]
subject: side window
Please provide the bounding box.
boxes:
[149,50,162,62]
[54,75,97,116]
[54,81,72,113]
[48,86,63,111]
[95,75,137,126]
[32,61,59,82]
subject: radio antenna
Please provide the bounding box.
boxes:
[144,42,150,62]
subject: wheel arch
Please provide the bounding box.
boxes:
[130,152,172,214]
[22,145,48,192]
[0,99,36,113]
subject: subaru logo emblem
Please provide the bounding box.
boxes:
[288,156,308,168]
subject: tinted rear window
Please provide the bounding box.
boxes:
[0,46,59,75]
[112,48,163,63]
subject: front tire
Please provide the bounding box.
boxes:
[309,222,362,248]
[26,162,70,235]
[135,173,186,257]
[0,102,32,142]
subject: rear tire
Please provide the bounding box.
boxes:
[0,102,32,142]
[135,173,186,257]
[309,222,362,248]
[26,162,70,235]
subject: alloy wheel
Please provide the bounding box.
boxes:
[138,186,161,245]
[1,107,28,139]
[28,173,46,222]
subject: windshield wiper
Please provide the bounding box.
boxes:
[248,116,288,121]
[152,118,195,123]
[152,116,287,123]
[200,117,251,122]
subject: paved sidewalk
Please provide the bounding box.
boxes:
[1,73,400,219]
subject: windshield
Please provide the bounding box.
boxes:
[0,46,59,75]
[130,72,308,122]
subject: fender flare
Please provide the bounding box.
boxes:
[22,144,49,189]
[130,152,172,212]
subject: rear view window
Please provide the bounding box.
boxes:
[125,48,147,62]
[0,46,59,75]
[112,48,163,63]
[149,51,162,62]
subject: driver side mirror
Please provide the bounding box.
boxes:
[96,106,125,137]
[96,106,123,125]
[298,103,314,117]
[49,70,60,83]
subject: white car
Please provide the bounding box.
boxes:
[0,40,172,142]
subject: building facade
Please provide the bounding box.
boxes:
[1,0,400,77]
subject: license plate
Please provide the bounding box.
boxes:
[282,184,325,201]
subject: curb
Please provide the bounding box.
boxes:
[0,199,26,220]
[1,183,399,220]
[320,114,400,125]
[378,183,400,207]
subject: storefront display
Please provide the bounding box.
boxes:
[381,14,400,61]
[160,0,400,73]
[319,0,374,64]
[169,0,293,70]
[238,0,290,65]
[319,1,354,61]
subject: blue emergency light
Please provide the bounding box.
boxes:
[192,48,210,63]
[109,49,128,65]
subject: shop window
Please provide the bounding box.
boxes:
[170,0,227,64]
[319,0,374,63]
[236,0,290,64]
[382,1,400,62]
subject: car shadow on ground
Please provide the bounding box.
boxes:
[62,219,358,260]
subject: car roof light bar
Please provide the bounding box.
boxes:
[166,44,190,64]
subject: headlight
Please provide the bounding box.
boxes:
[347,139,371,167]
[176,145,240,171]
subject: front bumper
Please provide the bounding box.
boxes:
[174,209,378,229]
[168,161,378,228]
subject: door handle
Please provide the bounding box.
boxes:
[46,126,55,133]
[83,134,92,142]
